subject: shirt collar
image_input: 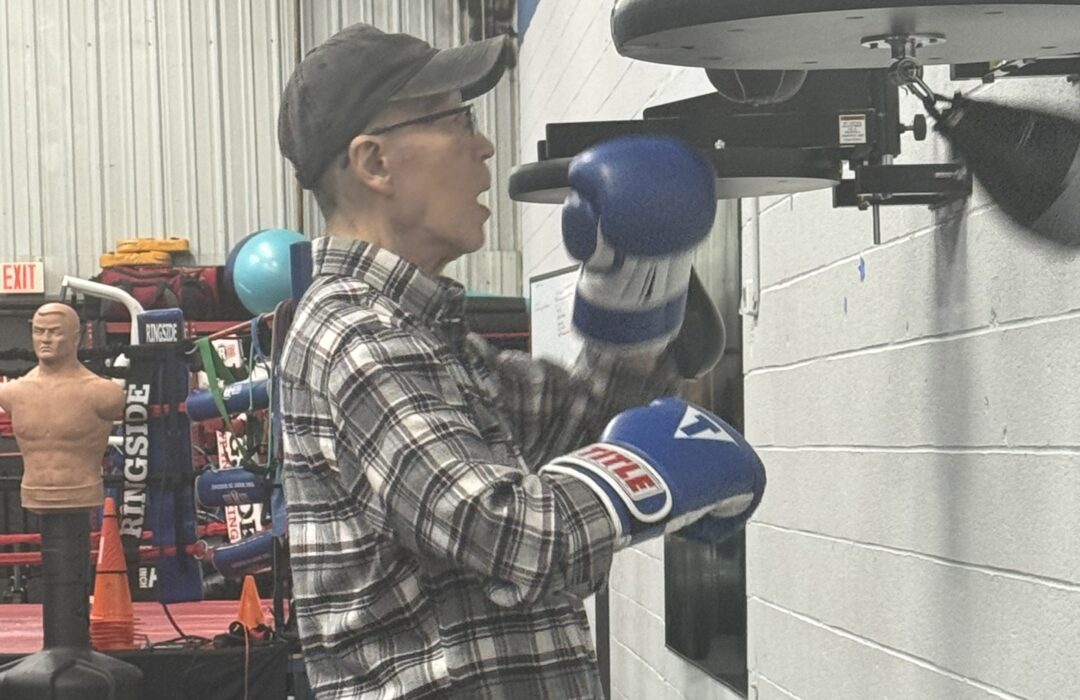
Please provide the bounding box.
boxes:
[311,235,467,329]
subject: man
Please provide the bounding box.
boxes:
[0,303,124,512]
[277,23,764,699]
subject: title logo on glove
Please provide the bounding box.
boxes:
[575,444,666,502]
[542,442,673,526]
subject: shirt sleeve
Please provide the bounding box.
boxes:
[326,325,618,607]
[468,335,682,469]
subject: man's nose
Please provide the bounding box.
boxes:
[477,132,495,161]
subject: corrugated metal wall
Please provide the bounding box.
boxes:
[0,0,520,297]
[0,0,298,294]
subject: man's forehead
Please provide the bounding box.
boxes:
[377,91,460,123]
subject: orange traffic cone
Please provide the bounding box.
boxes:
[90,497,138,650]
[236,575,266,630]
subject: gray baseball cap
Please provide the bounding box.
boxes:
[279,23,511,188]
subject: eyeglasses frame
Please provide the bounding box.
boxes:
[335,103,477,170]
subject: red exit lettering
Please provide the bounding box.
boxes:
[1,262,43,294]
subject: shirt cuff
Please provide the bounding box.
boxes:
[548,474,619,591]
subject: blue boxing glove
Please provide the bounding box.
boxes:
[562,135,717,353]
[540,398,764,547]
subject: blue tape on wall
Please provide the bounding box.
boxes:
[518,0,541,41]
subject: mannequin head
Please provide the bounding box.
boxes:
[31,304,81,370]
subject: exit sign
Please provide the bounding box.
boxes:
[1,262,44,294]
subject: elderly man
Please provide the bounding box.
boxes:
[277,23,764,700]
[0,303,123,512]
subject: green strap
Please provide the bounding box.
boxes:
[194,336,236,425]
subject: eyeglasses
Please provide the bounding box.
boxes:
[335,104,478,170]
[366,104,476,136]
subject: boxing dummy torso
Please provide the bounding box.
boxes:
[3,368,123,511]
[0,304,125,513]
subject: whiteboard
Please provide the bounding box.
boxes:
[528,265,582,369]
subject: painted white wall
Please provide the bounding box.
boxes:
[745,68,1080,700]
[520,2,1080,699]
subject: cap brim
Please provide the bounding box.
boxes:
[394,34,510,102]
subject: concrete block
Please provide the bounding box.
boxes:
[609,587,665,669]
[609,638,680,700]
[610,546,665,614]
[563,47,635,120]
[751,448,1080,584]
[597,61,684,120]
[755,675,802,700]
[635,536,664,561]
[647,69,720,112]
[748,599,1016,700]
[756,190,871,288]
[748,525,1080,699]
[747,205,1080,370]
[745,313,1080,448]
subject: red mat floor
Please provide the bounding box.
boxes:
[0,600,268,654]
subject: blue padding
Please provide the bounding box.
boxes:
[290,240,313,304]
[271,488,288,537]
[212,530,274,579]
[187,379,269,422]
[137,308,185,344]
[196,468,269,508]
[138,321,203,602]
[572,293,685,345]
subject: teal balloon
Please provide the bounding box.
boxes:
[230,228,304,314]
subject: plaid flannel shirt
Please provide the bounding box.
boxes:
[280,235,678,699]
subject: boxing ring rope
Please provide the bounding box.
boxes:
[0,522,228,547]
[0,543,208,567]
[0,523,230,566]
[201,313,275,343]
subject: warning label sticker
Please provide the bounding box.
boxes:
[839,114,868,145]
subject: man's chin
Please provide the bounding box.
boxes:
[461,235,485,257]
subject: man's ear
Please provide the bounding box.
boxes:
[347,135,394,196]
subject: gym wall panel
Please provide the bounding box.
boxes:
[742,64,1080,698]
[747,596,1013,700]
[746,77,1080,374]
[0,0,519,299]
[0,0,299,295]
[748,524,1080,699]
[752,448,1080,590]
[523,2,1080,699]
[745,314,1080,448]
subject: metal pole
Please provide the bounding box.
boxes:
[40,512,91,649]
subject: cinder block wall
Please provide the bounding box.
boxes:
[520,2,1080,699]
[745,70,1080,700]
